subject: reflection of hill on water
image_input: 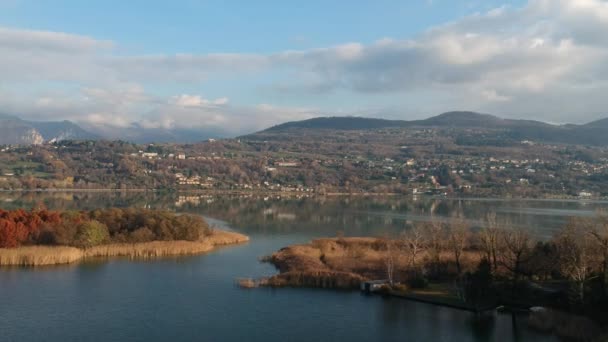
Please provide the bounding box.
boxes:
[0,191,176,211]
[176,196,601,238]
[0,192,602,239]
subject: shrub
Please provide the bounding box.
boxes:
[129,227,155,243]
[407,275,429,289]
[73,220,110,248]
[376,284,392,295]
[172,215,205,241]
[51,222,79,246]
[392,283,409,292]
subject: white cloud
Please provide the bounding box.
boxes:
[140,99,316,134]
[3,0,608,131]
[170,94,230,107]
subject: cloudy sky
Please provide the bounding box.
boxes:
[1,0,608,136]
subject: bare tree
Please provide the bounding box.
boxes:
[498,227,534,281]
[424,220,447,275]
[479,212,501,273]
[402,224,425,268]
[447,218,471,276]
[555,223,597,303]
[384,238,396,285]
[586,212,608,296]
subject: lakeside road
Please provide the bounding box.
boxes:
[0,229,249,267]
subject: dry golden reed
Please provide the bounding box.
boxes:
[0,246,83,266]
[0,229,248,266]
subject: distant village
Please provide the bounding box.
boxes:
[1,131,608,199]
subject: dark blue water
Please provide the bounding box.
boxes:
[0,234,556,342]
[0,193,591,341]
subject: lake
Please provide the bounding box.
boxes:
[2,192,603,341]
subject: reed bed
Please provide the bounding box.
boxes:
[262,239,373,289]
[0,230,249,266]
[266,271,366,289]
[206,229,250,246]
[264,237,484,290]
[0,246,83,266]
[84,240,215,259]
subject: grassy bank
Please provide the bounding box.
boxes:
[0,229,248,266]
[264,237,392,289]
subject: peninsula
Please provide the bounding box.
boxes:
[261,214,608,341]
[0,207,248,266]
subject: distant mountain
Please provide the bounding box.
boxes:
[583,118,608,128]
[4,111,608,146]
[255,111,608,146]
[0,114,97,145]
[82,123,225,144]
[0,112,227,144]
[265,116,408,132]
[412,111,553,129]
[31,120,97,142]
[260,112,551,132]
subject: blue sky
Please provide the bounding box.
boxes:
[0,1,525,54]
[0,0,607,136]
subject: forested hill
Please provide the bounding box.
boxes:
[255,111,608,146]
[262,112,553,132]
[264,116,409,131]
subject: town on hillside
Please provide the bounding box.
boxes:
[1,124,608,199]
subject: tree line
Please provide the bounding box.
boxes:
[381,212,608,319]
[0,207,210,248]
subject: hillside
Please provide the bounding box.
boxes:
[264,116,408,131]
[261,111,554,132]
[412,111,553,129]
[254,111,608,146]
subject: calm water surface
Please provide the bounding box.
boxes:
[3,192,603,342]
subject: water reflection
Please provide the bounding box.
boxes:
[1,192,607,239]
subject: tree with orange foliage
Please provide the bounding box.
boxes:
[0,219,28,248]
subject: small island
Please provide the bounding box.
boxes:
[0,207,248,266]
[258,214,608,341]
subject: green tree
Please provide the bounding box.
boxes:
[74,220,109,248]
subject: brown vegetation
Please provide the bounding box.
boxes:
[263,213,608,339]
[0,246,82,266]
[266,236,479,290]
[0,228,248,266]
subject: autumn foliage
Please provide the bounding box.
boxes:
[0,208,61,248]
[0,207,210,248]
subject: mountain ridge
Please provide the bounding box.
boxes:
[3,111,608,146]
[263,111,565,132]
[257,111,608,146]
[0,115,97,145]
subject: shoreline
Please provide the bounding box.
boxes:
[0,229,249,267]
[260,235,608,340]
[0,188,608,203]
[0,188,606,201]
